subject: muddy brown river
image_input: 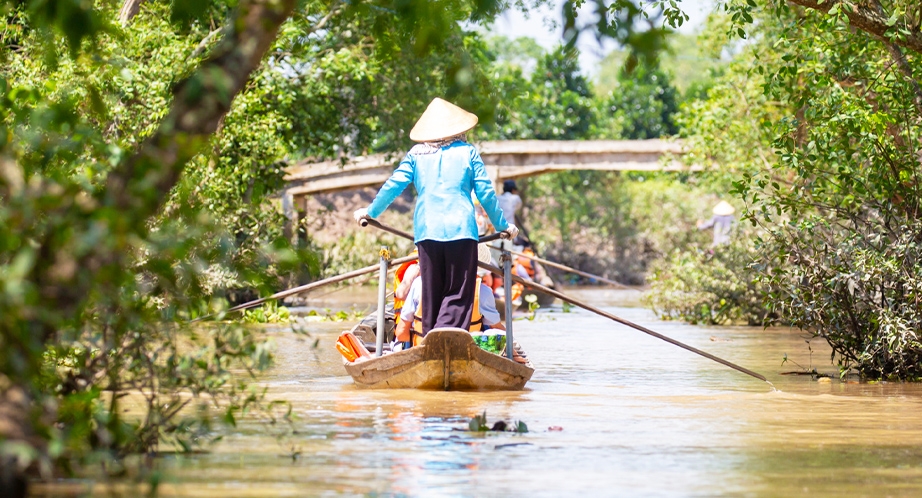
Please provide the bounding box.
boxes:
[33,289,922,496]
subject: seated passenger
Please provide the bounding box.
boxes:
[513,239,554,288]
[514,239,536,281]
[394,245,503,350]
[392,250,419,329]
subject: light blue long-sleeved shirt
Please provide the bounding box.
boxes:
[367,142,509,243]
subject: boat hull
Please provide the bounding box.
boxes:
[343,328,533,390]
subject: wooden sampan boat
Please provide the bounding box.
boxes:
[342,327,533,390]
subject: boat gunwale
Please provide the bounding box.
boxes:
[342,328,534,390]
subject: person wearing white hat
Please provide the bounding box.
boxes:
[697,200,736,246]
[354,98,518,335]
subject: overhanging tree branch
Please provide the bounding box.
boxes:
[784,0,922,55]
[104,0,296,224]
[118,0,145,25]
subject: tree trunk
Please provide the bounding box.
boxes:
[118,0,145,25]
[784,0,922,55]
[104,0,296,233]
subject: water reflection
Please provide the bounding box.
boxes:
[32,289,922,497]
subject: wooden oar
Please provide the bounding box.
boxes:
[356,218,767,383]
[511,214,634,288]
[477,260,768,383]
[191,254,419,322]
[507,248,636,289]
[359,217,506,243]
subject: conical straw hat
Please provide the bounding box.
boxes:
[478,243,493,266]
[713,200,736,216]
[476,243,493,276]
[409,98,479,142]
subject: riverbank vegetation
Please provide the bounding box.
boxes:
[650,0,922,379]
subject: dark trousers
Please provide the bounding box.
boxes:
[416,239,478,335]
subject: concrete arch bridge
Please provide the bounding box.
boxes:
[281,139,691,235]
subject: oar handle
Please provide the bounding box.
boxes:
[360,218,412,240]
[360,217,506,243]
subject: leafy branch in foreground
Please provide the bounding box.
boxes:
[0,0,296,489]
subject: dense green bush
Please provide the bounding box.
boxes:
[671,2,922,378]
[761,223,922,378]
[644,234,776,326]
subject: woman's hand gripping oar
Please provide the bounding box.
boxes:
[357,218,769,385]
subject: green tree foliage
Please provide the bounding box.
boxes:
[1,0,302,487]
[485,45,597,140]
[600,59,679,139]
[667,0,922,378]
[746,6,922,379]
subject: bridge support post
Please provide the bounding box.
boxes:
[282,189,298,247]
[485,165,501,192]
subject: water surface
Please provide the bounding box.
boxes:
[35,289,922,497]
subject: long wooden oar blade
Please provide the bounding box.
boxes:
[477,261,767,383]
[507,248,635,289]
[192,254,419,323]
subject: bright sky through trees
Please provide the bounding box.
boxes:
[491,0,716,74]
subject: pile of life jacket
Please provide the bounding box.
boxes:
[336,332,371,362]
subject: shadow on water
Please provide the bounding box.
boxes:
[32,289,922,497]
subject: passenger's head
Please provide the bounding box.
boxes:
[476,244,494,277]
[503,180,518,194]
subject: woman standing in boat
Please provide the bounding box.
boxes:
[354,98,517,335]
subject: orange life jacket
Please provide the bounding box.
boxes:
[515,248,536,279]
[393,251,419,326]
[511,282,524,303]
[412,278,483,345]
